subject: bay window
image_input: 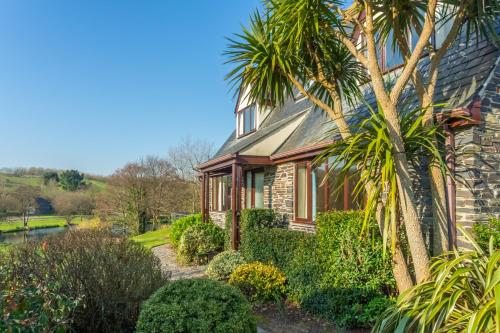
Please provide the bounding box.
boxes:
[294,160,364,223]
[211,175,232,211]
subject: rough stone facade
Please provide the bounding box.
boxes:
[454,67,500,247]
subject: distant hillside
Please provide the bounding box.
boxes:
[0,173,107,194]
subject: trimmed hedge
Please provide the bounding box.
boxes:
[136,279,257,333]
[237,208,395,328]
[168,214,203,247]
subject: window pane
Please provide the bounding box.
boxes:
[347,170,364,210]
[246,172,252,208]
[297,166,308,219]
[328,169,345,211]
[254,172,264,208]
[238,112,244,136]
[386,30,403,69]
[249,107,255,130]
[312,164,327,221]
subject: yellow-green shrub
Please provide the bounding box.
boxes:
[228,262,286,302]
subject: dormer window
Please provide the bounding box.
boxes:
[238,104,256,137]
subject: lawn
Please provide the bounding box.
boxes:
[131,226,170,249]
[0,216,68,233]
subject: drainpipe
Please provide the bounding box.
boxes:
[444,123,457,249]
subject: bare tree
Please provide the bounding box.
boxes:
[96,157,191,234]
[168,137,214,212]
[53,192,95,225]
[10,185,40,229]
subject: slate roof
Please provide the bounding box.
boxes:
[213,25,500,159]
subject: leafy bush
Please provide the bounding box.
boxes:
[239,209,394,328]
[206,250,246,281]
[374,227,498,333]
[0,275,79,332]
[178,222,224,264]
[316,211,394,291]
[229,262,286,302]
[5,229,168,333]
[136,279,257,333]
[168,213,203,247]
[473,217,499,251]
[302,288,393,328]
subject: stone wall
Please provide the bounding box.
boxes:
[267,163,294,222]
[454,67,500,247]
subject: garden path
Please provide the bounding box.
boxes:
[152,244,206,280]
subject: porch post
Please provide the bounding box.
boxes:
[200,173,206,222]
[231,162,241,249]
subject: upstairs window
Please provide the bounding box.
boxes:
[294,160,365,223]
[238,105,256,137]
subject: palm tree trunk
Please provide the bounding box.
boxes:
[376,204,414,291]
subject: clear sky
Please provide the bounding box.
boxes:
[0,0,260,175]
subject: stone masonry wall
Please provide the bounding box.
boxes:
[454,69,500,248]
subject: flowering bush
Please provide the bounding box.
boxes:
[229,262,286,302]
[206,250,246,281]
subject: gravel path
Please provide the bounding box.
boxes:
[152,244,206,280]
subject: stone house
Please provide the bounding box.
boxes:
[198,22,500,250]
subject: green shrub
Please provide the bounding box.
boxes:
[225,210,233,250]
[5,229,167,333]
[240,208,278,232]
[374,227,498,333]
[473,217,499,251]
[302,288,393,328]
[316,211,394,291]
[136,279,257,333]
[229,262,286,302]
[206,250,246,281]
[168,213,203,247]
[0,274,79,332]
[239,208,394,328]
[178,222,224,264]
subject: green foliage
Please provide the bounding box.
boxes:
[302,288,394,329]
[240,208,278,232]
[229,262,286,302]
[373,227,499,333]
[178,222,224,265]
[239,208,394,328]
[317,106,447,253]
[136,279,257,333]
[0,268,79,333]
[473,217,500,251]
[5,229,167,332]
[42,171,59,185]
[59,169,85,191]
[316,211,395,291]
[168,213,202,247]
[206,250,246,281]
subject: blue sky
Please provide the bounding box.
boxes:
[0,1,260,175]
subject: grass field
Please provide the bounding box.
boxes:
[0,173,107,193]
[131,226,170,249]
[0,216,68,233]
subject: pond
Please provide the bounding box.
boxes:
[0,225,76,245]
